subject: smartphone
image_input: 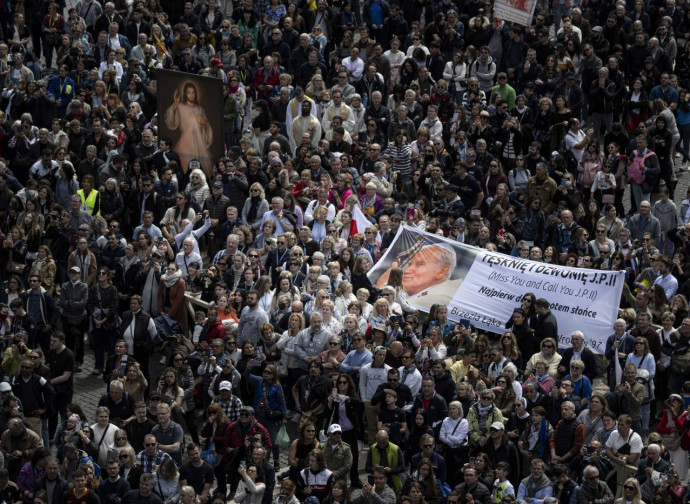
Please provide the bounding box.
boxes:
[240,460,246,468]
[332,387,338,397]
[368,475,374,485]
[469,456,476,465]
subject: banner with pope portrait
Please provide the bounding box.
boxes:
[367,227,625,354]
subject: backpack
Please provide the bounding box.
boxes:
[635,367,653,405]
[578,157,600,188]
[627,151,655,184]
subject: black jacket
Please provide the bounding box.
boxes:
[411,393,448,427]
[35,475,69,504]
[371,382,413,409]
[534,311,558,343]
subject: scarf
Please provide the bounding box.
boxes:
[142,267,159,316]
[75,253,92,283]
[161,269,182,288]
[120,255,140,275]
[528,418,549,458]
[247,195,261,223]
[521,471,552,496]
[230,265,243,288]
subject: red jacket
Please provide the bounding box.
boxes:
[204,319,226,344]
[251,67,281,102]
[221,419,273,454]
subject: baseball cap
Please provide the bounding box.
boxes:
[328,424,343,434]
[212,180,223,189]
[550,151,560,158]
[219,380,232,391]
[210,57,223,67]
[240,405,254,415]
[565,72,575,80]
[592,26,603,33]
[0,382,11,392]
[490,422,505,431]
[69,266,81,274]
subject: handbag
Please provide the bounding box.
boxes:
[318,404,336,442]
[261,383,283,421]
[46,32,61,45]
[436,418,463,456]
[9,261,25,275]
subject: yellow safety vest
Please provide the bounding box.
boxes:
[77,189,100,216]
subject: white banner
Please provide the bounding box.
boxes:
[494,0,538,28]
[368,227,625,354]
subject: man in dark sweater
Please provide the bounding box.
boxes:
[549,401,585,466]
[125,402,156,453]
[534,298,558,343]
[98,458,131,503]
[179,443,214,504]
[121,473,163,504]
[35,457,69,504]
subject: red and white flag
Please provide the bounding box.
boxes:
[350,204,372,236]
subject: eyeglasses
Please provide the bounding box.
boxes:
[174,358,184,362]
[144,443,157,447]
[119,454,129,458]
[240,412,251,417]
[251,188,260,193]
[624,486,635,490]
[481,396,492,400]
[329,342,339,346]
[30,355,40,359]
[337,381,348,385]
[20,365,33,369]
[99,271,108,276]
[496,380,506,384]
[423,444,434,448]
[542,345,553,349]
[116,436,127,441]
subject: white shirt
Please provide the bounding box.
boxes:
[90,422,118,467]
[605,429,643,454]
[565,129,587,162]
[304,199,336,224]
[341,56,364,82]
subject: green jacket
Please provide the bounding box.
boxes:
[223,94,240,134]
[370,441,402,493]
[320,439,353,487]
[466,403,504,445]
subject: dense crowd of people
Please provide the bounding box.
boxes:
[4,0,690,502]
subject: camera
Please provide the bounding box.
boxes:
[278,302,286,310]
[680,230,687,238]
